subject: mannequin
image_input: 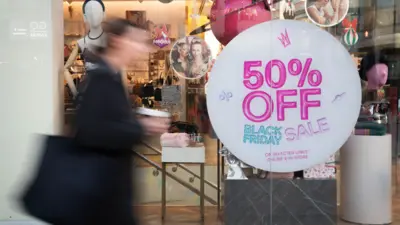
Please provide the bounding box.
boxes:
[64,0,106,96]
[359,52,388,102]
[359,52,390,123]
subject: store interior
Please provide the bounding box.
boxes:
[62,0,224,207]
[63,0,222,161]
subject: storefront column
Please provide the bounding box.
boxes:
[0,0,63,222]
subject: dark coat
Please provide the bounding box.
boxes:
[74,58,143,225]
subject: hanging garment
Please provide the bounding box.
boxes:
[141,83,154,98]
[197,94,210,133]
[132,84,142,96]
[154,88,162,101]
[168,121,198,134]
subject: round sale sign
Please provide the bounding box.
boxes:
[207,20,361,172]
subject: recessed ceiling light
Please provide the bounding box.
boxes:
[158,0,173,3]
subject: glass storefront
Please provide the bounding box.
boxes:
[1,0,400,223]
[62,0,400,223]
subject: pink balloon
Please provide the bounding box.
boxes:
[366,63,388,90]
[210,0,272,46]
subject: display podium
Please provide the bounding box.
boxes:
[222,150,337,224]
[161,146,206,220]
[340,134,392,224]
[224,179,337,224]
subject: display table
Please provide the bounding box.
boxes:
[161,146,205,220]
[224,179,337,224]
[340,134,392,224]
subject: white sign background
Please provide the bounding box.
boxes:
[207,20,361,172]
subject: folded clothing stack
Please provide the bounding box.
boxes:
[354,121,387,136]
[160,133,190,147]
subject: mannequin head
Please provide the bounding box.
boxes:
[359,52,388,90]
[82,0,105,28]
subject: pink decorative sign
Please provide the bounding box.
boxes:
[152,24,171,48]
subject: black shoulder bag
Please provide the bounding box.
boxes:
[20,72,109,224]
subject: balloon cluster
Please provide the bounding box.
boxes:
[210,0,272,46]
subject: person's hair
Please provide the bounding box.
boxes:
[177,42,188,52]
[96,18,144,54]
[171,42,187,62]
[190,41,209,63]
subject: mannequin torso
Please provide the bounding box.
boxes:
[64,0,106,96]
[76,30,106,71]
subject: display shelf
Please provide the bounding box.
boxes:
[149,50,169,81]
[340,134,392,224]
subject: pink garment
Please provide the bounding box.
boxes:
[366,63,388,90]
[160,133,190,147]
[304,154,336,179]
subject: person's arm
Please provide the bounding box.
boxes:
[307,7,326,25]
[63,46,80,97]
[338,0,348,21]
[322,7,331,18]
[328,0,340,23]
[330,11,339,24]
[75,70,144,152]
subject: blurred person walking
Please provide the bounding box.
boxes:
[21,18,169,225]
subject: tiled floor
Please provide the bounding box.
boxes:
[136,206,222,225]
[136,201,400,225]
[134,165,400,224]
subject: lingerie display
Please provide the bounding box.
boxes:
[129,80,165,108]
[78,35,103,73]
[187,90,210,133]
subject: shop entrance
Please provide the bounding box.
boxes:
[62,0,223,217]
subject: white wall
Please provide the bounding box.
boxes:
[0,0,63,222]
[0,1,185,222]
